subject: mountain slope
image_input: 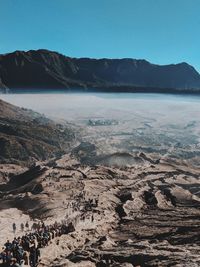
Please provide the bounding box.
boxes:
[0,98,75,165]
[0,49,200,92]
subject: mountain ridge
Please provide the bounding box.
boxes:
[0,98,75,165]
[0,49,200,93]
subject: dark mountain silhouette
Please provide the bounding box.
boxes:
[0,49,200,93]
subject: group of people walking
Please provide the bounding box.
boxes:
[12,222,30,235]
[0,221,75,267]
[0,192,99,267]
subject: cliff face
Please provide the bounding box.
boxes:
[0,49,200,92]
[0,98,75,165]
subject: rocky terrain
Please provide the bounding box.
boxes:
[0,49,200,92]
[0,153,199,267]
[0,98,199,267]
[0,99,76,168]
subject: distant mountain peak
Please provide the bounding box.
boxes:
[0,49,200,93]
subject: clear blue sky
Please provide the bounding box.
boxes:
[0,0,200,72]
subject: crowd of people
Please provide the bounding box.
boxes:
[0,188,99,267]
[0,221,75,267]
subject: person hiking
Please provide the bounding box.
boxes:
[23,251,29,265]
[35,246,40,264]
[15,244,24,265]
[4,240,12,250]
[25,221,29,231]
[29,244,37,267]
[5,250,12,265]
[0,247,7,264]
[20,223,24,232]
[13,223,17,234]
[10,257,20,267]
